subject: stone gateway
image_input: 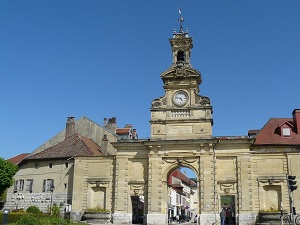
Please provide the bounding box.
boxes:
[5,12,300,225]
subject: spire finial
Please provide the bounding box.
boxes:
[178,8,184,33]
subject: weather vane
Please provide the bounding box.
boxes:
[178,8,184,32]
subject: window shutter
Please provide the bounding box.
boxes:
[30,180,33,192]
[43,179,46,192]
[14,180,18,192]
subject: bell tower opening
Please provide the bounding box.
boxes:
[177,51,185,62]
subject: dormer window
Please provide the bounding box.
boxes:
[277,121,293,137]
[282,127,291,137]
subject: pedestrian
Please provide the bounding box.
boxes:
[231,207,235,225]
[176,214,180,224]
[194,214,198,223]
[220,208,226,225]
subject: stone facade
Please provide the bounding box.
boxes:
[5,159,74,213]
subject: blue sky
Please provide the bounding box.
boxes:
[1,1,300,160]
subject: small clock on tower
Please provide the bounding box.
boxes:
[172,91,188,107]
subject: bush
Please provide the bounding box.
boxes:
[52,204,62,217]
[13,213,70,225]
[0,212,28,223]
[0,211,72,225]
[26,205,41,214]
[39,216,70,225]
[15,214,38,225]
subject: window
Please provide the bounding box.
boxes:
[49,163,53,168]
[14,180,18,192]
[19,179,24,191]
[14,180,25,191]
[26,179,33,191]
[283,127,291,137]
[43,179,54,192]
[65,162,68,168]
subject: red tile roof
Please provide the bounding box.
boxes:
[25,134,102,160]
[254,118,300,145]
[168,169,196,186]
[7,153,30,165]
[116,128,130,135]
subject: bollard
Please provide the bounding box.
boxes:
[2,209,10,225]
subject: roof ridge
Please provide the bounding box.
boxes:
[78,116,119,138]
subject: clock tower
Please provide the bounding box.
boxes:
[150,13,213,140]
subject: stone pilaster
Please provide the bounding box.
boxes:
[147,146,167,225]
[113,157,131,223]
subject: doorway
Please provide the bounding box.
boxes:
[131,196,144,224]
[220,195,236,225]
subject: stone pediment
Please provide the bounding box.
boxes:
[160,66,202,84]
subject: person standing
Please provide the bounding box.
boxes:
[176,214,180,224]
[220,208,226,225]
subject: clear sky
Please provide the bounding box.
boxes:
[1,1,300,160]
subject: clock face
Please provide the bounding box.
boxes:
[173,91,188,106]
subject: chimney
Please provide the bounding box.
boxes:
[101,134,108,155]
[106,117,117,133]
[66,116,75,139]
[104,118,107,127]
[293,109,300,134]
[132,129,138,139]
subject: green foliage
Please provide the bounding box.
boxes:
[0,157,19,195]
[0,189,7,201]
[26,206,41,214]
[0,212,28,223]
[86,206,109,212]
[2,213,72,225]
[15,214,38,225]
[52,204,62,217]
[39,216,70,225]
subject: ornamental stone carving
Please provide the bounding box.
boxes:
[128,181,145,196]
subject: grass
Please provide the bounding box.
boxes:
[7,223,90,225]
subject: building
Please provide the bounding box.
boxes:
[5,13,300,225]
[167,169,197,222]
[4,116,137,214]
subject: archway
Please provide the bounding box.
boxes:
[166,166,198,224]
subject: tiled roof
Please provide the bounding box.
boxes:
[169,169,196,186]
[116,128,130,135]
[7,153,30,165]
[25,134,102,160]
[254,118,300,145]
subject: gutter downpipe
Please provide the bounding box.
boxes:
[213,139,220,225]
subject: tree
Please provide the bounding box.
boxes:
[0,157,18,197]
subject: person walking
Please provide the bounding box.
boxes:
[220,208,226,225]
